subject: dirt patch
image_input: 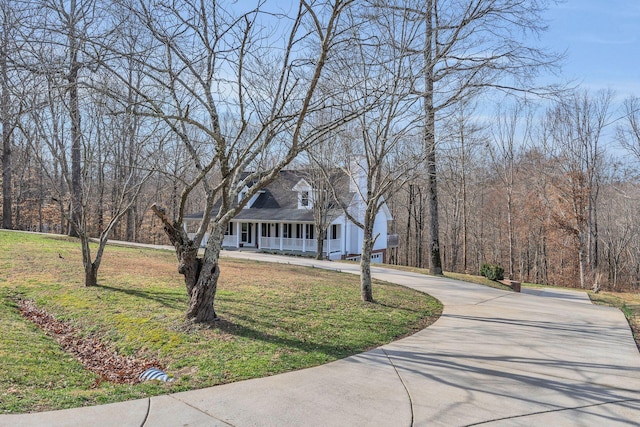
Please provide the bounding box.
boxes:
[17,299,161,385]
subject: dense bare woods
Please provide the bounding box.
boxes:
[1,1,639,321]
[392,91,640,291]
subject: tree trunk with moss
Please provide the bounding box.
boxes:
[152,204,221,322]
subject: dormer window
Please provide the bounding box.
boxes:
[293,178,313,209]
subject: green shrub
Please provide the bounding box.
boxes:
[480,263,504,281]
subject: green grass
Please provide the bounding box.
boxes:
[0,231,442,413]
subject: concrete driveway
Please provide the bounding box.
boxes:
[3,250,640,426]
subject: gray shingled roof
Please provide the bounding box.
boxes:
[184,169,354,223]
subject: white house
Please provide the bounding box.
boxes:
[184,166,393,263]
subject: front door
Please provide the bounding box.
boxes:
[241,223,253,245]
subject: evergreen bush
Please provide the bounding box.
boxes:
[480,263,505,281]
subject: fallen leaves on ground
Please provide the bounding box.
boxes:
[17,299,160,385]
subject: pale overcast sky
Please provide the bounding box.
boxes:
[541,0,640,99]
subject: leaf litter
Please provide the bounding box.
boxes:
[16,299,161,385]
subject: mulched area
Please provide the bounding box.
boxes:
[17,299,160,385]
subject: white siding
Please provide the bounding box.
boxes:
[372,210,388,251]
[349,223,360,254]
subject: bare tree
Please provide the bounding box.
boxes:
[23,66,156,286]
[378,0,562,275]
[600,182,637,290]
[487,102,533,279]
[0,2,27,229]
[313,5,423,302]
[439,100,485,273]
[31,0,95,237]
[301,160,338,260]
[618,96,640,162]
[14,0,157,286]
[107,0,356,322]
[543,89,611,288]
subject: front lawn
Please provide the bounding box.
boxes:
[0,231,441,413]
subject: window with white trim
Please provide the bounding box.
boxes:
[225,222,234,235]
[305,224,315,240]
[331,224,338,239]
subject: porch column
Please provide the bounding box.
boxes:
[302,224,306,253]
[344,221,350,255]
[235,222,240,247]
[257,222,262,248]
[279,223,283,251]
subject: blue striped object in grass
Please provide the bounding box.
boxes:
[139,367,173,382]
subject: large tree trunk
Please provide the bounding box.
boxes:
[424,0,442,275]
[186,253,219,322]
[85,262,98,287]
[152,204,219,322]
[426,121,442,275]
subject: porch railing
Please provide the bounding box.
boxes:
[222,235,236,247]
[259,237,340,254]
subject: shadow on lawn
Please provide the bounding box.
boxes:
[212,315,358,360]
[94,286,423,360]
[97,284,185,310]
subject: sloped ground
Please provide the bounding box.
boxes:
[17,299,159,385]
[4,254,639,426]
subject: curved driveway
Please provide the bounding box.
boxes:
[4,250,640,426]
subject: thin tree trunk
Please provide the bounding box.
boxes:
[405,184,412,266]
[507,190,515,279]
[1,114,10,230]
[126,206,136,241]
[426,138,442,274]
[359,204,377,302]
[360,234,374,302]
[80,235,98,287]
[578,232,587,288]
[316,228,325,260]
[462,153,468,273]
[1,25,11,230]
[68,16,82,238]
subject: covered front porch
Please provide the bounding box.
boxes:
[222,221,342,259]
